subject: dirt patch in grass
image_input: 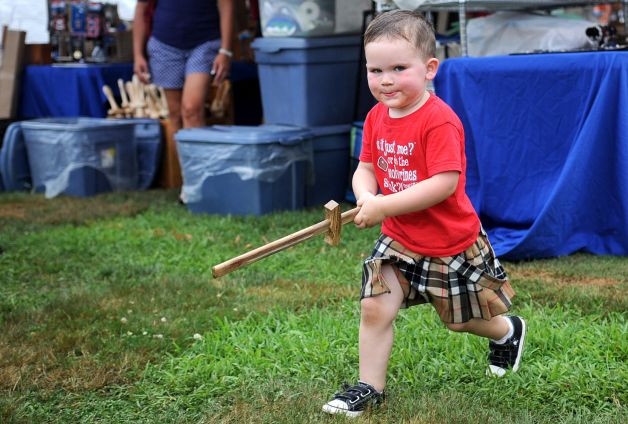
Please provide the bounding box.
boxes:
[0,318,140,392]
[510,269,623,287]
[0,190,178,229]
[0,203,27,219]
[509,267,626,313]
[0,196,150,226]
[246,279,355,305]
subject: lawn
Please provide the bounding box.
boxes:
[0,190,626,423]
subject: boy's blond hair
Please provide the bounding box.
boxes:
[364,10,436,60]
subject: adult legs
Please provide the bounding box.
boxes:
[164,88,183,132]
[359,264,405,392]
[181,72,211,128]
[163,72,210,131]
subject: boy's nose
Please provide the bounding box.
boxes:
[381,73,393,85]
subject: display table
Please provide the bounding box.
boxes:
[18,61,260,120]
[414,1,628,56]
[19,63,134,118]
[434,51,628,259]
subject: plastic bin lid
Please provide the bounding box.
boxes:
[307,124,352,137]
[251,35,362,53]
[175,125,312,146]
[20,117,136,131]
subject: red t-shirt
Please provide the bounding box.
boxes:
[360,94,480,256]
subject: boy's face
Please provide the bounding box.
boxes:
[365,37,438,118]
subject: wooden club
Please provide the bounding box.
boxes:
[211,200,359,278]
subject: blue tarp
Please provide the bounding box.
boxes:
[434,52,628,259]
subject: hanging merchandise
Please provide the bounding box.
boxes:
[260,0,334,36]
[86,2,104,39]
[70,0,88,35]
[51,1,68,32]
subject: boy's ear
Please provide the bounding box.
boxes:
[426,58,440,80]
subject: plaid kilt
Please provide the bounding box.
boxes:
[361,229,515,324]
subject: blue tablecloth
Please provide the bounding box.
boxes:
[18,61,260,119]
[19,63,134,118]
[434,52,628,259]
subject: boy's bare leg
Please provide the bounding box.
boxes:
[359,264,404,392]
[446,315,511,340]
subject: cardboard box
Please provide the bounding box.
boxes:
[1,30,27,73]
[25,44,53,65]
[0,30,27,119]
[108,30,133,63]
[0,30,26,118]
[155,119,182,188]
[0,74,20,118]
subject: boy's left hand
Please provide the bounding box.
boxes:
[355,194,386,228]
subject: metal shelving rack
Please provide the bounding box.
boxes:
[412,1,628,55]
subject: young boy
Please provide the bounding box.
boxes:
[322,10,526,417]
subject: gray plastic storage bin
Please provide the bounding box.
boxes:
[305,124,351,207]
[175,125,313,216]
[252,35,361,126]
[21,118,138,198]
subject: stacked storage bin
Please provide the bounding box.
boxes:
[0,122,31,192]
[250,35,362,208]
[0,119,162,197]
[175,1,372,216]
[175,125,312,216]
[21,118,139,197]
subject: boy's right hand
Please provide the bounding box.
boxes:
[355,193,385,228]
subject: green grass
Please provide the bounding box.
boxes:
[0,190,626,423]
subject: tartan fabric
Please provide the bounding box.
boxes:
[361,229,514,323]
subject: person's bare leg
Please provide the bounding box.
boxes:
[164,89,183,132]
[446,315,510,339]
[359,264,404,392]
[181,72,211,128]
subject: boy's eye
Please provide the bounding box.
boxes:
[394,66,406,72]
[369,68,382,74]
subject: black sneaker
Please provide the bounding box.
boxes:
[322,381,384,417]
[487,316,527,377]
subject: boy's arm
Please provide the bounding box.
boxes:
[355,171,459,228]
[352,161,379,202]
[352,161,379,228]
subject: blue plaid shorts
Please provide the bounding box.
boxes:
[146,36,221,89]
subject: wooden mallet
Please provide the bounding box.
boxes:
[212,201,359,278]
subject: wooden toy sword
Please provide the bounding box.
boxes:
[212,201,359,278]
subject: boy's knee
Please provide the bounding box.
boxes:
[445,322,470,333]
[360,297,398,326]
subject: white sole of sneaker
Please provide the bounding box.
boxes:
[322,404,364,418]
[511,317,526,372]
